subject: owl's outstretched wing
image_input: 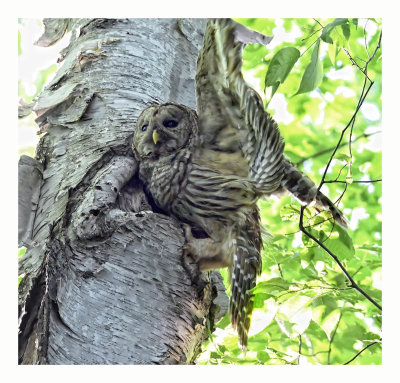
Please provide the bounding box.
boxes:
[195,19,285,350]
[195,18,285,195]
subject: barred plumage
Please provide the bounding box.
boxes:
[276,159,348,228]
[132,18,347,350]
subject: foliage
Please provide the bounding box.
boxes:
[18,248,26,285]
[18,19,60,158]
[198,18,382,365]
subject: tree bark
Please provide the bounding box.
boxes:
[18,18,228,365]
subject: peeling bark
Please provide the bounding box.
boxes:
[18,18,228,365]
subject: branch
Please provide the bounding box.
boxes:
[327,312,342,364]
[343,340,381,365]
[316,80,373,194]
[297,335,302,365]
[295,26,382,314]
[300,37,320,58]
[317,28,381,194]
[295,131,380,167]
[324,179,382,184]
[299,206,382,311]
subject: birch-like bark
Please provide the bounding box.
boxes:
[18,18,228,365]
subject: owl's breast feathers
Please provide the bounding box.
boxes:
[139,147,259,240]
[139,147,192,213]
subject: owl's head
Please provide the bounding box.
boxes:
[132,103,198,160]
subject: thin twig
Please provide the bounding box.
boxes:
[299,206,382,311]
[318,29,381,195]
[276,284,351,301]
[324,179,382,184]
[300,37,320,58]
[316,81,374,194]
[334,183,347,205]
[313,18,324,28]
[285,214,334,236]
[297,335,302,365]
[298,29,383,312]
[334,163,349,182]
[363,20,371,59]
[301,27,322,42]
[327,312,342,364]
[277,263,284,279]
[343,340,381,365]
[367,31,382,64]
[295,131,380,167]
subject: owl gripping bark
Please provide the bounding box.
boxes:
[132,18,347,350]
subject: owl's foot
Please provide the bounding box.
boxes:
[182,224,231,271]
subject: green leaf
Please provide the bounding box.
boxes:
[18,247,26,257]
[352,18,359,26]
[311,295,338,323]
[356,244,382,255]
[253,278,291,295]
[265,47,300,99]
[341,23,350,40]
[210,351,221,360]
[257,351,270,363]
[324,225,355,261]
[216,312,231,329]
[253,292,273,308]
[336,153,352,163]
[294,38,323,96]
[217,344,227,354]
[328,41,338,66]
[320,310,341,340]
[321,18,349,44]
[280,204,301,222]
[276,295,313,336]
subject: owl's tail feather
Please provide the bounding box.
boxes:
[279,159,348,228]
[229,210,262,349]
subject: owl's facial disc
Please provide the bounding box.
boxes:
[134,104,191,159]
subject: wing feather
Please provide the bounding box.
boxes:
[195,19,285,194]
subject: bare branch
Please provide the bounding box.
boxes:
[299,206,382,311]
[343,340,381,365]
[297,335,302,365]
[313,18,324,28]
[316,80,373,194]
[296,25,382,313]
[324,179,382,184]
[295,131,380,167]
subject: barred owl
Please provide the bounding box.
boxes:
[132,19,346,348]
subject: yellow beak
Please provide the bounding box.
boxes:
[152,130,159,145]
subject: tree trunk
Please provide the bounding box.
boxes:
[18,18,228,365]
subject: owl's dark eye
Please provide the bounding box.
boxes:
[163,119,178,128]
[141,124,148,132]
